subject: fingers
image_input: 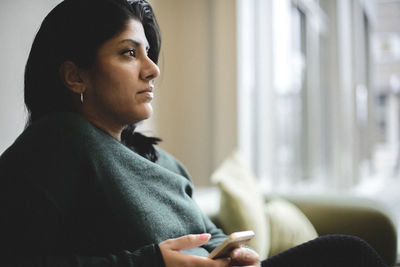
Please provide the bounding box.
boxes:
[159,233,211,251]
[192,256,231,267]
[215,257,231,266]
[230,247,260,266]
[160,246,231,267]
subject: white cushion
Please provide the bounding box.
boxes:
[265,198,318,256]
[211,150,270,259]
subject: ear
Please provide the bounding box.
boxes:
[59,61,86,94]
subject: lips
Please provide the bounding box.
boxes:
[138,87,153,94]
[137,87,154,101]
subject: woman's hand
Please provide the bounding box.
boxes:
[159,234,231,267]
[229,247,261,267]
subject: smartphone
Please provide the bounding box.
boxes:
[208,230,255,259]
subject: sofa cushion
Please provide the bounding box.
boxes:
[265,198,318,256]
[211,150,270,259]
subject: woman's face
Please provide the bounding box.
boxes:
[81,19,160,136]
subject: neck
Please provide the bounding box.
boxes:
[86,116,124,141]
[76,110,125,141]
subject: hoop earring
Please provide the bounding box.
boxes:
[80,92,84,104]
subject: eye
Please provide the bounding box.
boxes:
[129,49,136,57]
[123,49,136,58]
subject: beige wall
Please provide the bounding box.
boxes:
[149,0,238,186]
[0,0,238,186]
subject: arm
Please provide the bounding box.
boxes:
[4,245,164,267]
[5,238,232,267]
[154,148,228,252]
[1,176,164,267]
[200,211,228,252]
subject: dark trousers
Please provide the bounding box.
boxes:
[261,235,388,267]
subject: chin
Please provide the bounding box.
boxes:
[142,105,153,119]
[131,106,153,123]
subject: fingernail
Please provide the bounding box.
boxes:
[199,233,211,241]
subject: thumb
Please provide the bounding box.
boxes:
[162,233,211,251]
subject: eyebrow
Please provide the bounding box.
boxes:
[119,39,149,50]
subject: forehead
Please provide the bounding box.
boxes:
[104,19,149,49]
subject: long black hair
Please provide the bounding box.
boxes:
[24,0,161,161]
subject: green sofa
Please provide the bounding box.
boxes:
[194,188,398,266]
[280,193,397,266]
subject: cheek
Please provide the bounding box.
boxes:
[87,60,141,108]
[94,70,134,96]
[98,68,125,87]
[105,66,138,90]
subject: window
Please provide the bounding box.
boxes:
[238,0,375,192]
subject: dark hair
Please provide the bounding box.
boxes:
[24,0,162,161]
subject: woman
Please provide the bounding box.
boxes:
[0,0,387,266]
[1,0,256,266]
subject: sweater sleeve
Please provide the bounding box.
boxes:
[4,245,164,267]
[154,148,228,252]
[200,212,227,252]
[1,168,165,267]
[2,197,165,267]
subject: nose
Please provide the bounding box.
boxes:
[140,56,160,81]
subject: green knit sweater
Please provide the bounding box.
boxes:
[0,112,226,266]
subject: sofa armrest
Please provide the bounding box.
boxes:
[276,194,397,266]
[194,188,398,266]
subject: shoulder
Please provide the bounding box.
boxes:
[5,112,107,148]
[155,147,192,180]
[0,112,123,177]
